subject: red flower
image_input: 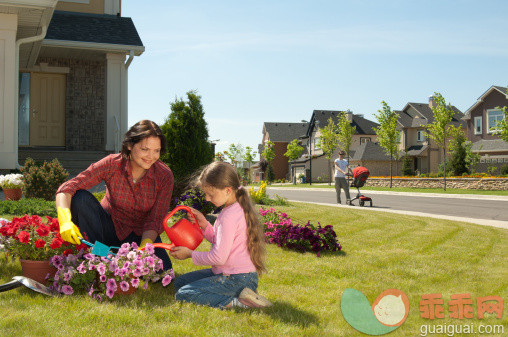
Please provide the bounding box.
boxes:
[50,237,63,249]
[36,224,50,237]
[17,231,30,243]
[62,249,73,256]
[35,239,46,248]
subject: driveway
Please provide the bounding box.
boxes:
[266,186,508,230]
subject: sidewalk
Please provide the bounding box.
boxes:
[268,184,508,201]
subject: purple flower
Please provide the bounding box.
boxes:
[97,263,106,275]
[106,278,117,291]
[131,278,140,288]
[99,275,107,283]
[77,263,87,274]
[119,281,129,292]
[144,244,154,255]
[63,271,72,282]
[61,285,74,295]
[133,268,143,278]
[162,275,172,287]
[106,288,115,299]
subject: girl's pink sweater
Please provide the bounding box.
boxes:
[191,202,256,275]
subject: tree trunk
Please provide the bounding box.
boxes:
[328,159,332,186]
[443,147,447,191]
[389,152,393,188]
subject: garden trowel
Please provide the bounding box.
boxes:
[0,276,57,296]
[81,239,119,258]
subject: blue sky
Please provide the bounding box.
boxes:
[122,0,508,158]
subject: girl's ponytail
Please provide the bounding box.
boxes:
[236,187,266,275]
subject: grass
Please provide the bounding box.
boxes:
[1,204,507,337]
[268,183,508,196]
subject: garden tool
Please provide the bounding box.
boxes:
[141,205,204,251]
[81,239,119,258]
[0,276,57,296]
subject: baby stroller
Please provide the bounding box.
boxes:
[348,166,372,207]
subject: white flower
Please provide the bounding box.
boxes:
[0,174,23,189]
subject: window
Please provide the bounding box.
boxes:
[417,130,425,142]
[474,116,482,135]
[487,109,504,133]
[313,137,321,150]
[18,73,30,146]
[360,137,371,144]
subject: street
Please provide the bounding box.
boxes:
[266,186,508,229]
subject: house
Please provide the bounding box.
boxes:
[290,110,379,183]
[462,85,508,172]
[257,122,309,181]
[0,0,144,174]
[396,96,465,174]
[348,141,394,176]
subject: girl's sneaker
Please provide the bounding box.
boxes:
[238,287,272,308]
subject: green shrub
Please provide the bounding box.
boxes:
[0,198,56,217]
[21,158,69,201]
[266,164,275,182]
[500,165,508,176]
[93,191,106,202]
[401,155,413,176]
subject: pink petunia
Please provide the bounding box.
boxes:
[106,288,115,299]
[106,278,117,291]
[119,281,129,292]
[61,285,74,295]
[96,263,106,275]
[99,275,107,283]
[162,275,172,287]
[130,278,140,288]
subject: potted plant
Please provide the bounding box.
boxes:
[0,173,23,200]
[0,215,86,284]
[49,242,174,300]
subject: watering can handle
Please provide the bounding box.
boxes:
[162,205,200,233]
[139,242,175,251]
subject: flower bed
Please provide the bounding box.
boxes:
[50,242,174,300]
[259,208,341,256]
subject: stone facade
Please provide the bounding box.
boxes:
[36,57,106,151]
[364,177,508,191]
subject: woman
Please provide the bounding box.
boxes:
[55,120,174,270]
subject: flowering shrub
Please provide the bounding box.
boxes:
[175,189,217,215]
[21,157,69,201]
[249,181,267,204]
[0,173,23,190]
[50,242,174,300]
[0,215,86,260]
[260,208,341,256]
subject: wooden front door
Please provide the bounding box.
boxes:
[30,72,66,146]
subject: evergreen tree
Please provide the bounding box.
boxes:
[448,126,468,176]
[284,139,304,184]
[160,90,213,181]
[401,154,413,176]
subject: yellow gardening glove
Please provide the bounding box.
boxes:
[57,207,83,245]
[139,238,153,249]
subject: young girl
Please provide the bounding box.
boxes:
[169,161,271,308]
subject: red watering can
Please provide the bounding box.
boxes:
[141,205,204,251]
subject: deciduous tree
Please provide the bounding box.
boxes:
[374,101,400,188]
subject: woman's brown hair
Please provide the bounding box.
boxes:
[121,120,166,158]
[197,161,266,275]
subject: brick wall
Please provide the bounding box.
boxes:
[37,57,106,151]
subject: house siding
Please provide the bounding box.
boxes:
[467,89,508,142]
[37,57,106,151]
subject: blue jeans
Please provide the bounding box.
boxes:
[174,269,258,308]
[70,189,172,270]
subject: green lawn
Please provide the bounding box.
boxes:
[269,183,508,196]
[1,204,507,336]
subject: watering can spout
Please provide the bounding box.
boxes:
[140,205,204,252]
